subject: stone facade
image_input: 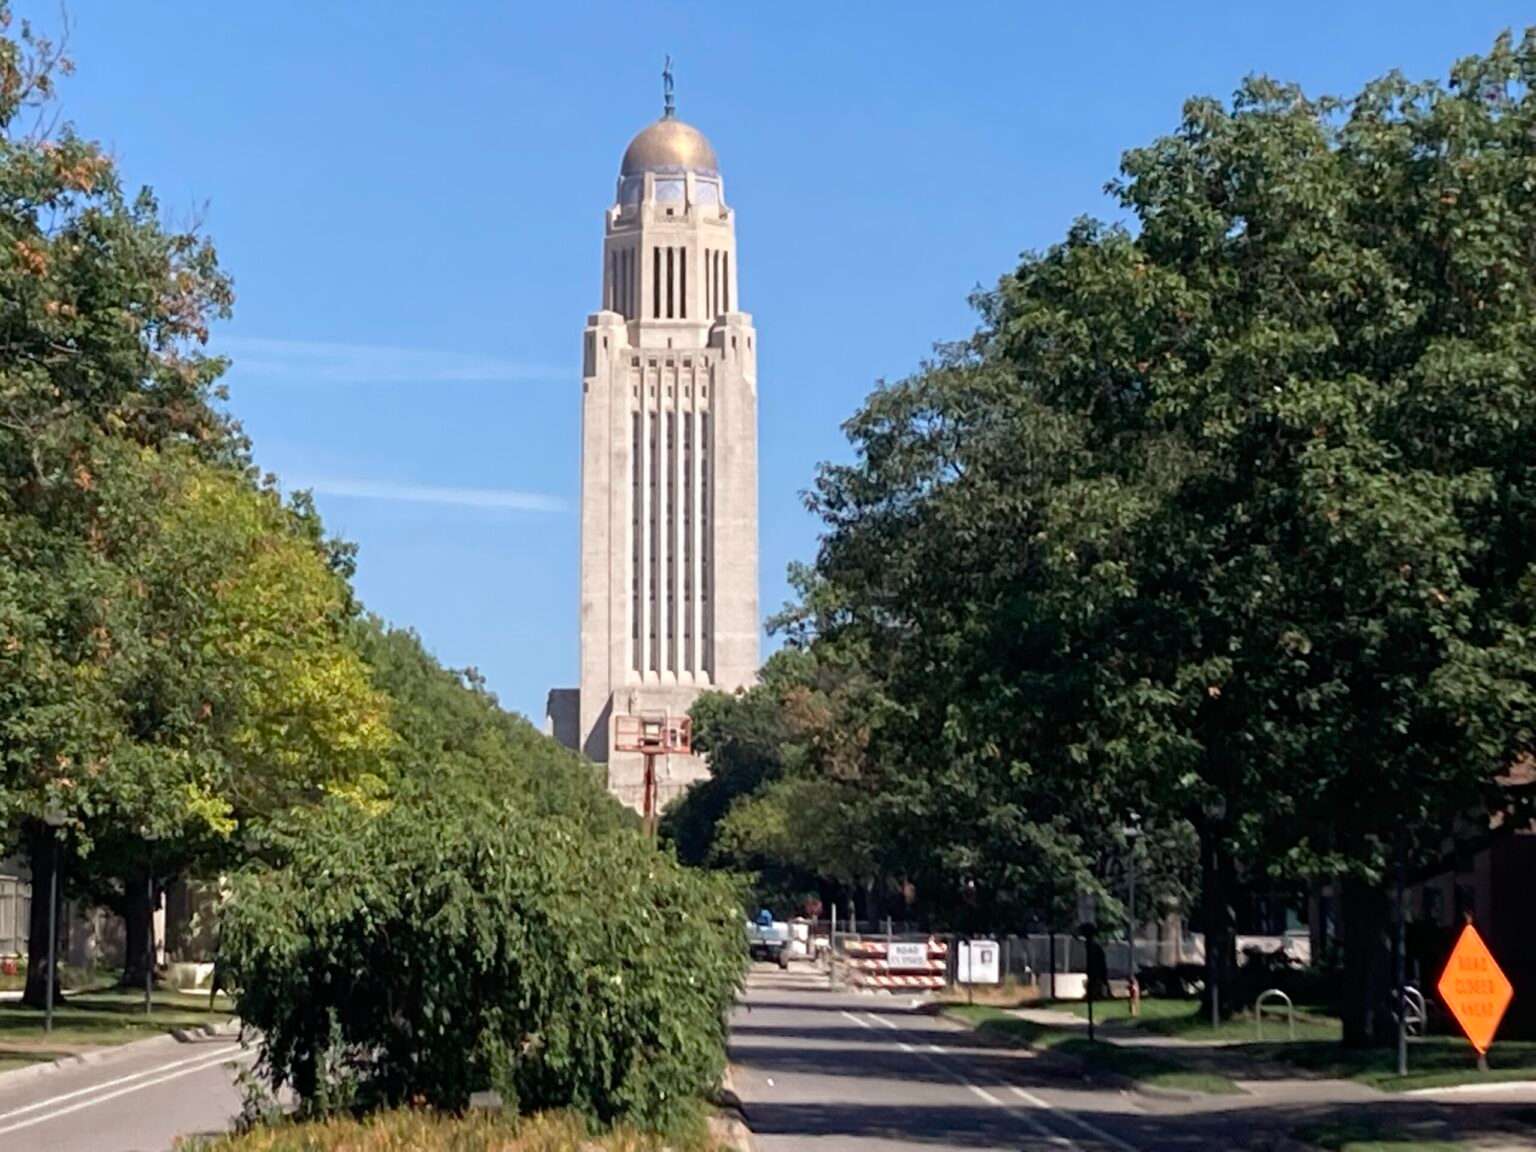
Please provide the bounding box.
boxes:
[547,107,759,812]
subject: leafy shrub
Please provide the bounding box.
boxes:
[217,784,745,1135]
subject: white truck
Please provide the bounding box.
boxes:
[746,910,791,968]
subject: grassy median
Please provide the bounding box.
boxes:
[940,1004,1241,1095]
[178,1109,733,1151]
[1047,996,1344,1042]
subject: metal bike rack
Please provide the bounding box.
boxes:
[1256,988,1295,1041]
[1401,985,1427,1037]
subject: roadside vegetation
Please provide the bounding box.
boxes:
[178,1109,730,1152]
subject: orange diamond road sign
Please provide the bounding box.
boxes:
[1436,923,1513,1055]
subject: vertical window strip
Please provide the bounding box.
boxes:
[652,247,660,319]
[650,405,660,674]
[631,411,641,670]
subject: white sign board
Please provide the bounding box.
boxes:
[887,941,930,970]
[959,939,1001,985]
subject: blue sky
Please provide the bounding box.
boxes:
[43,2,1533,722]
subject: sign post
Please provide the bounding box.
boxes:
[958,939,1001,1006]
[1436,922,1513,1072]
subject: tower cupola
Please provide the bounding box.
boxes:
[620,118,719,178]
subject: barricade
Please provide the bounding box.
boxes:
[840,936,948,991]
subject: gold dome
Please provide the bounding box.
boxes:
[620,117,719,177]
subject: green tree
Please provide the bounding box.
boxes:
[4,442,395,1000]
[794,31,1536,1042]
[0,9,245,1004]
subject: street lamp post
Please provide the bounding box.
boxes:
[1202,795,1228,1031]
[141,828,159,1017]
[1395,848,1407,1077]
[1124,815,1142,1018]
[41,806,67,1035]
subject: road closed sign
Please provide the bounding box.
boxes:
[887,942,930,970]
[1436,922,1513,1055]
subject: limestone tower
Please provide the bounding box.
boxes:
[546,75,759,811]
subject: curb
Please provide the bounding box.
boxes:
[0,1019,242,1090]
[710,1066,755,1152]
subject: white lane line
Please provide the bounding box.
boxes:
[0,1043,244,1123]
[856,1012,1079,1150]
[968,1082,1002,1105]
[840,1010,874,1029]
[867,1011,1144,1152]
[0,1047,255,1138]
[1009,1085,1140,1152]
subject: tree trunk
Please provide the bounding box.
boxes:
[21,821,59,1009]
[1340,875,1392,1048]
[121,868,153,990]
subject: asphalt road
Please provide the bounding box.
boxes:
[730,964,1156,1151]
[0,1030,252,1152]
[727,964,1536,1151]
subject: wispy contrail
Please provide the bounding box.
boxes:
[221,336,560,385]
[293,478,565,512]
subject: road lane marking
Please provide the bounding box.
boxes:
[864,1009,1145,1152]
[0,1046,255,1138]
[1008,1086,1140,1152]
[847,1011,1078,1149]
[968,1082,1002,1105]
[0,1043,244,1123]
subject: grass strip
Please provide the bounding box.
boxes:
[0,988,234,1067]
[178,1107,727,1151]
[941,1004,1240,1095]
[1250,1036,1536,1092]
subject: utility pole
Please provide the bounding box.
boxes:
[1395,848,1408,1077]
[42,807,66,1034]
[1124,815,1142,1017]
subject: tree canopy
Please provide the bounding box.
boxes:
[676,30,1536,1044]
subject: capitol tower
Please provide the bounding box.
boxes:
[547,69,759,811]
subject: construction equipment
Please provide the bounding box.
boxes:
[613,711,691,838]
